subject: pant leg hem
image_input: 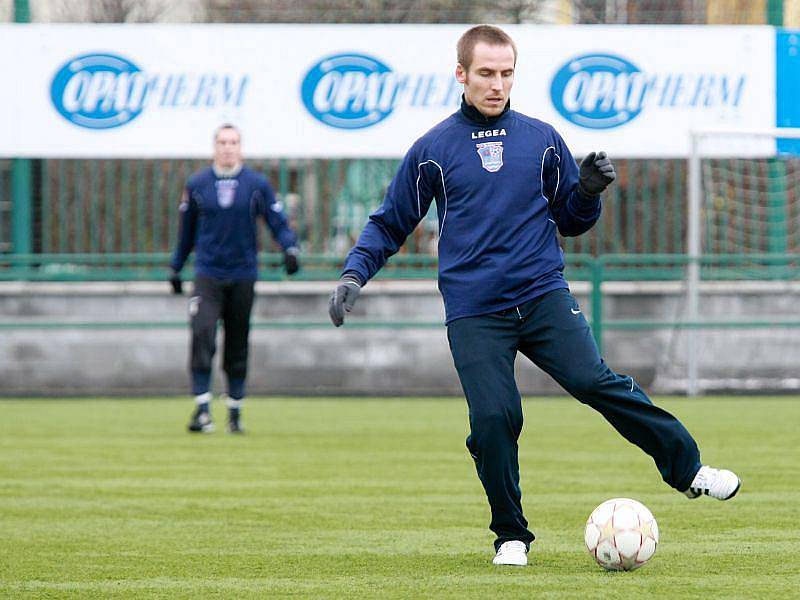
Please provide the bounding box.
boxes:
[494,533,535,552]
[675,462,702,492]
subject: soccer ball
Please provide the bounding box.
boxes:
[584,498,659,571]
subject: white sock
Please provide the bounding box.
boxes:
[225,396,243,409]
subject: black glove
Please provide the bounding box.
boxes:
[328,275,362,327]
[169,269,183,295]
[284,247,300,276]
[578,151,616,198]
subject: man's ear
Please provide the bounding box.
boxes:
[455,64,466,84]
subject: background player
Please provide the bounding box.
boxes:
[170,124,300,434]
[329,25,740,566]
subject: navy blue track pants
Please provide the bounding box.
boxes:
[190,276,255,386]
[446,288,701,550]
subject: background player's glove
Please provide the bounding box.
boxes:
[284,247,300,276]
[328,275,361,327]
[169,269,183,295]
[578,151,616,198]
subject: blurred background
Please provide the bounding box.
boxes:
[1,0,799,397]
[2,0,796,25]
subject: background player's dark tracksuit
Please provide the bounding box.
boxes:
[342,98,702,550]
[170,165,298,397]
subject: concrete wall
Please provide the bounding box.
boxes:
[1,280,798,396]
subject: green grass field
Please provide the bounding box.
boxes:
[1,397,799,599]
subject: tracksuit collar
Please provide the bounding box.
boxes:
[460,94,511,126]
[212,163,243,178]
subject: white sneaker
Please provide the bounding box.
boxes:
[492,541,528,566]
[684,465,741,500]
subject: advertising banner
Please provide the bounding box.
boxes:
[0,24,777,158]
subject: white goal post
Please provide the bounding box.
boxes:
[686,128,800,396]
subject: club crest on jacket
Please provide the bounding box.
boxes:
[476,141,504,173]
[215,179,238,208]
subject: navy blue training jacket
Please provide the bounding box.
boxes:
[343,99,602,324]
[170,165,297,280]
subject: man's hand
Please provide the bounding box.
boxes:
[328,275,362,327]
[284,247,300,276]
[169,269,183,295]
[578,151,616,198]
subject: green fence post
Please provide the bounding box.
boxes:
[767,160,788,253]
[591,256,604,353]
[767,0,783,24]
[13,0,30,21]
[11,159,32,255]
[767,1,787,277]
[11,0,32,259]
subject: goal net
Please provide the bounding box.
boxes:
[654,129,800,395]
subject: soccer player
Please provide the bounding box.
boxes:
[328,25,740,566]
[170,124,300,434]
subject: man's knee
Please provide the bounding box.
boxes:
[469,411,518,451]
[191,350,213,373]
[191,330,217,372]
[223,340,249,378]
[566,366,610,399]
[224,359,247,379]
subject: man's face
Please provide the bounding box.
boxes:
[456,42,515,117]
[214,128,242,168]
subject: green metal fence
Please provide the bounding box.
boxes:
[0,160,11,253]
[2,156,799,281]
[587,253,800,352]
[31,158,407,258]
[5,158,690,273]
[0,252,438,282]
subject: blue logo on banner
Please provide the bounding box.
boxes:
[550,53,644,129]
[51,53,147,130]
[301,53,397,129]
[777,31,800,155]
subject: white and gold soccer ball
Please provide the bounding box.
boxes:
[584,498,659,571]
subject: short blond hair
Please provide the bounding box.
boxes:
[457,25,517,71]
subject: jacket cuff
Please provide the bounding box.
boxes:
[341,271,364,287]
[569,191,601,218]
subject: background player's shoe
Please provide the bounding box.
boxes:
[222,394,244,434]
[492,541,528,566]
[226,415,244,434]
[187,408,215,433]
[684,465,741,500]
